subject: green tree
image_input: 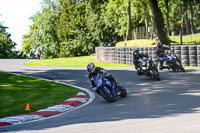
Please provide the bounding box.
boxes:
[22,0,200,58]
[22,0,61,59]
[87,0,121,46]
[126,0,133,40]
[0,24,16,58]
[58,0,120,57]
[58,0,94,57]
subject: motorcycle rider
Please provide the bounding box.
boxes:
[133,50,149,75]
[155,41,170,70]
[87,63,120,90]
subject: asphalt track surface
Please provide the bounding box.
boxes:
[1,59,200,133]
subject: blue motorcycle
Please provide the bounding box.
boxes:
[164,47,185,72]
[90,75,127,103]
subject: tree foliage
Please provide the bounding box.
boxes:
[22,0,200,58]
[0,23,16,58]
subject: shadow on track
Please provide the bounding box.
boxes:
[1,68,200,132]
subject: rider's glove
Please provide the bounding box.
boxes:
[100,69,106,74]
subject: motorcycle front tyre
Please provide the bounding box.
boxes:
[151,68,160,80]
[99,86,117,103]
[176,62,185,72]
[118,86,127,97]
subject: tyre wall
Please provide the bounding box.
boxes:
[197,46,200,67]
[189,46,197,66]
[174,45,181,61]
[181,46,189,66]
[95,45,200,66]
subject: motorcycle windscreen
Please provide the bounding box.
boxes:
[92,76,103,88]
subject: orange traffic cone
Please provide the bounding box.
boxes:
[25,103,31,111]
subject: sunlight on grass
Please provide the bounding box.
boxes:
[169,33,200,44]
[0,84,12,87]
[0,72,79,118]
[184,66,200,69]
[24,56,132,67]
[116,39,156,47]
[116,33,200,47]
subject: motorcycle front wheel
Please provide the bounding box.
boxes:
[176,62,185,72]
[151,68,160,80]
[118,86,127,97]
[173,62,185,72]
[99,86,117,103]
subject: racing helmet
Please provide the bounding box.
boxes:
[133,50,140,59]
[157,41,163,49]
[87,63,95,73]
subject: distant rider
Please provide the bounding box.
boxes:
[155,41,170,70]
[87,63,120,90]
[133,50,149,75]
[36,47,41,59]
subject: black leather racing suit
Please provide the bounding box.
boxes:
[133,53,149,75]
[155,46,170,69]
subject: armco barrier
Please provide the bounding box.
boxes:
[95,45,200,66]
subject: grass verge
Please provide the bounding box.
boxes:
[169,33,200,45]
[116,33,200,47]
[116,39,156,47]
[24,56,132,67]
[23,56,200,69]
[184,66,200,69]
[0,72,79,118]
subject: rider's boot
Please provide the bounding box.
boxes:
[159,61,164,70]
[106,74,121,88]
[164,66,170,70]
[113,80,121,88]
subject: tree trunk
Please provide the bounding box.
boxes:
[148,0,169,45]
[185,13,191,35]
[180,4,184,45]
[126,1,133,40]
[145,19,148,39]
[165,0,169,36]
[189,1,195,34]
[149,9,156,39]
[184,0,191,35]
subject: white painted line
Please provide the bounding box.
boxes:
[0,118,22,124]
[38,105,74,112]
[0,115,43,125]
[20,115,42,120]
[76,92,88,95]
[65,98,87,103]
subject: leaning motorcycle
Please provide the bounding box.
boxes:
[136,56,160,80]
[163,47,185,72]
[90,75,127,103]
